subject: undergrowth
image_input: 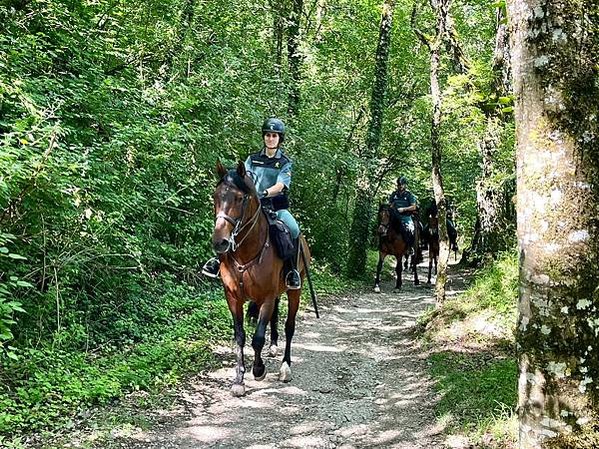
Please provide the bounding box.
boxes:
[423,251,519,448]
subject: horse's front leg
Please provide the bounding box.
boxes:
[427,254,433,284]
[280,289,300,382]
[412,253,420,285]
[395,255,403,291]
[268,296,280,357]
[252,299,275,381]
[374,253,386,293]
[228,295,246,397]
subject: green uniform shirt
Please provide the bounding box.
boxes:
[389,189,418,223]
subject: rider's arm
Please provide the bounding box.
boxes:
[388,192,396,208]
[264,160,292,198]
[397,192,418,213]
[263,182,286,198]
[244,156,256,183]
[396,204,417,214]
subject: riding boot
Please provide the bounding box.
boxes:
[285,238,301,290]
[201,257,221,279]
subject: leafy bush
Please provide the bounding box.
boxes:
[0,283,229,435]
[0,232,29,360]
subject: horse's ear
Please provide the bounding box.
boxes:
[216,160,227,179]
[236,160,246,178]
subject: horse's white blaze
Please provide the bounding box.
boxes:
[231,383,246,397]
[269,344,279,357]
[374,285,381,293]
[279,362,292,382]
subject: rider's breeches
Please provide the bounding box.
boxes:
[276,209,300,239]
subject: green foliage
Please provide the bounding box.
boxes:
[420,251,518,343]
[462,250,518,314]
[422,252,519,445]
[0,232,29,360]
[0,0,514,438]
[429,351,517,442]
[0,283,229,435]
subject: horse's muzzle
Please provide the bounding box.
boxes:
[213,238,231,254]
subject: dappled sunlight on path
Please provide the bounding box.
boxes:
[106,266,449,449]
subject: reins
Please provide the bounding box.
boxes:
[215,194,262,252]
[215,190,269,276]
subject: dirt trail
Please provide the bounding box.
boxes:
[108,270,451,449]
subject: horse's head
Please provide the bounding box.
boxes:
[378,204,391,236]
[428,214,439,236]
[212,161,259,254]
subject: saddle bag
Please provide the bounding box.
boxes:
[269,220,295,261]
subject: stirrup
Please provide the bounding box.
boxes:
[201,258,221,279]
[286,269,301,290]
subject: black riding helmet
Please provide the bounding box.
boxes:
[397,176,408,186]
[262,118,285,143]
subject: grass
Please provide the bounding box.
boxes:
[421,251,519,448]
[429,351,517,444]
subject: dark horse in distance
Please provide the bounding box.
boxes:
[374,204,419,292]
[422,214,440,284]
[212,161,310,396]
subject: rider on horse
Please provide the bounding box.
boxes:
[388,176,418,250]
[202,118,302,290]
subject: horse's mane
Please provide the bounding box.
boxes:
[389,210,403,231]
[218,169,253,194]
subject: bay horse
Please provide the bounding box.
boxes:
[374,204,419,293]
[212,161,309,397]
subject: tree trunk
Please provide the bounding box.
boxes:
[286,0,303,118]
[414,0,452,303]
[270,0,286,77]
[464,7,515,265]
[508,0,599,446]
[429,26,450,304]
[347,0,395,277]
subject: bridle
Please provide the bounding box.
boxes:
[378,207,391,236]
[215,192,262,253]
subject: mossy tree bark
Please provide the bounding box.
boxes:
[508,0,599,446]
[347,0,395,277]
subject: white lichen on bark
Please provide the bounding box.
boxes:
[509,0,599,446]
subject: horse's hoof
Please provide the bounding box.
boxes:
[414,280,420,286]
[394,287,401,293]
[427,280,431,284]
[231,383,245,397]
[279,362,292,383]
[268,345,279,357]
[253,364,266,381]
[374,285,381,293]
